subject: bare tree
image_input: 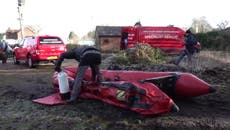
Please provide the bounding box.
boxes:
[190,17,213,33]
[68,31,79,44]
[82,30,95,40]
[217,20,229,31]
[0,33,3,40]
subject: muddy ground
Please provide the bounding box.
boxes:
[0,51,230,130]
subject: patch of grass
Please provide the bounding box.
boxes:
[177,51,230,72]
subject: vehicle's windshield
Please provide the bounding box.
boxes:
[39,37,62,44]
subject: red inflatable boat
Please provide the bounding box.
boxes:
[53,67,215,98]
[33,67,215,115]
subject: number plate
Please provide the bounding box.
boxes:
[48,56,57,60]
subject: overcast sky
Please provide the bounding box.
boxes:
[1,0,229,40]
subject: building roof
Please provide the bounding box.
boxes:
[6,28,20,33]
[6,25,40,34]
[95,26,122,36]
[26,25,41,34]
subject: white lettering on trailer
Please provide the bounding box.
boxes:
[128,34,135,36]
[128,33,135,40]
[144,34,178,39]
[142,30,179,33]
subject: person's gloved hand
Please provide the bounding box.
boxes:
[54,67,62,72]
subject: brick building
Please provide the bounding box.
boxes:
[4,25,38,45]
[95,26,122,52]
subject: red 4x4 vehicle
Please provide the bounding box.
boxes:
[13,35,67,68]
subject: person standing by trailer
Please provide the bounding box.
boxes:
[174,30,198,65]
[121,32,128,50]
[0,40,12,64]
[54,46,103,103]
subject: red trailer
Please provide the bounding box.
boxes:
[121,26,185,54]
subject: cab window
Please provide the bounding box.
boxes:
[39,37,62,44]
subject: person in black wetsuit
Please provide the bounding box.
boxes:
[55,46,103,103]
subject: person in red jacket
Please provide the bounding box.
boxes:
[55,46,103,103]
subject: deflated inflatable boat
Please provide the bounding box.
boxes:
[33,67,216,115]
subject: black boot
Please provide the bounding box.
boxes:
[66,98,78,104]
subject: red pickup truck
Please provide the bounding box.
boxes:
[13,35,67,68]
[121,26,186,54]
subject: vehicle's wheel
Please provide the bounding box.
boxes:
[13,54,20,64]
[27,55,34,68]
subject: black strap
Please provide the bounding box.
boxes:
[127,95,152,109]
[80,47,100,58]
[82,47,99,55]
[83,80,151,109]
[139,73,179,98]
[99,82,146,95]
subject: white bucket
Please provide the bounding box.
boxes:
[57,71,70,100]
